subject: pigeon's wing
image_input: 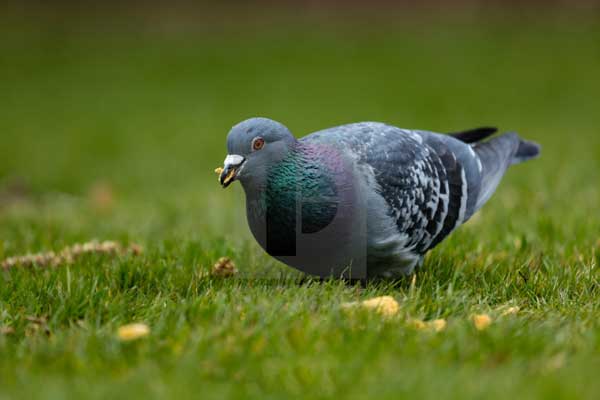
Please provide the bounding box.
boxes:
[416,130,539,225]
[304,122,539,254]
[361,129,454,253]
[305,122,479,253]
[410,130,485,250]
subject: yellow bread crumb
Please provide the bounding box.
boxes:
[361,296,400,317]
[342,296,400,318]
[430,319,447,332]
[117,323,150,341]
[408,318,446,332]
[472,314,492,331]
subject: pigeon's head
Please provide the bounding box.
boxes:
[218,117,296,188]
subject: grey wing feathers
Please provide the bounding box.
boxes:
[335,124,474,253]
[306,122,540,255]
[310,123,451,253]
[363,132,447,252]
[415,131,483,221]
[368,128,485,253]
[412,131,479,251]
[376,128,539,253]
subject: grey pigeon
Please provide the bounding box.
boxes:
[218,118,540,279]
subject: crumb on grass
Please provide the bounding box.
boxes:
[408,318,446,332]
[342,296,400,318]
[117,323,150,341]
[472,314,492,331]
[430,319,447,332]
[212,257,238,277]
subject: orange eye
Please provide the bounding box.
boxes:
[252,137,265,151]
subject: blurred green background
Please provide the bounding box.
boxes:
[2,1,599,250]
[2,2,599,194]
[1,2,600,398]
[2,2,599,237]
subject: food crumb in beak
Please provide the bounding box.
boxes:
[222,169,237,185]
[215,167,225,183]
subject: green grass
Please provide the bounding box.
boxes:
[1,10,600,399]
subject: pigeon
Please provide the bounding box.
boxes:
[217,117,540,279]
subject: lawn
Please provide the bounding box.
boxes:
[1,8,600,399]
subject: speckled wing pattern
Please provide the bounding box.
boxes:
[305,122,478,256]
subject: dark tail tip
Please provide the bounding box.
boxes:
[450,126,498,143]
[512,139,541,164]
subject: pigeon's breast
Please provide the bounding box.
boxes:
[245,144,369,278]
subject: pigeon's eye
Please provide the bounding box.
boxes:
[252,137,265,151]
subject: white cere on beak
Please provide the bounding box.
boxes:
[224,154,245,167]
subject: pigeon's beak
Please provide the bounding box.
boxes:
[216,154,246,188]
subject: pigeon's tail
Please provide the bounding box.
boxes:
[472,132,540,210]
[512,138,541,165]
[450,127,498,143]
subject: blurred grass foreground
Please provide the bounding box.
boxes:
[1,1,600,399]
